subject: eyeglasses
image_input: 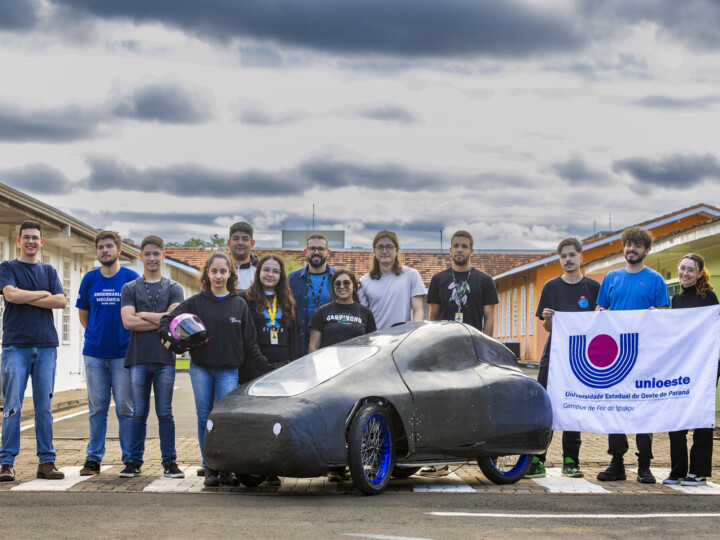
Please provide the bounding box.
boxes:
[334,280,352,288]
[374,244,396,252]
[262,268,282,275]
[307,247,326,253]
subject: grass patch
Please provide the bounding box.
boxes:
[176,357,190,370]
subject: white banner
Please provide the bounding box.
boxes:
[548,305,720,433]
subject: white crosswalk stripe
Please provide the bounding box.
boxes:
[531,467,610,493]
[11,465,112,491]
[143,466,205,493]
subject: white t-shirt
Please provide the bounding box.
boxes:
[359,266,426,330]
[236,263,256,291]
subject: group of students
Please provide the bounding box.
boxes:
[0,219,716,489]
[528,227,718,488]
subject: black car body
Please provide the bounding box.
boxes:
[204,321,552,493]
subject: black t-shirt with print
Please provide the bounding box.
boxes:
[536,275,601,367]
[426,267,499,332]
[310,301,377,349]
[248,295,291,367]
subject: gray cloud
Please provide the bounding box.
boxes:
[236,101,301,126]
[50,0,585,59]
[612,153,720,188]
[547,154,611,184]
[543,53,649,80]
[0,164,76,194]
[631,94,720,110]
[0,102,101,142]
[0,0,37,31]
[356,105,417,125]
[112,82,213,124]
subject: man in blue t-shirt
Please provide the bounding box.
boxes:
[0,221,67,482]
[595,226,670,485]
[288,234,336,356]
[76,231,139,476]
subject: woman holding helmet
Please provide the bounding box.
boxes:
[159,251,268,487]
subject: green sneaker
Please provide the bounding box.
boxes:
[561,457,584,478]
[524,456,546,478]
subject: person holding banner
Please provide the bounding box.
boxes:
[664,253,719,487]
[525,237,600,479]
[595,226,670,484]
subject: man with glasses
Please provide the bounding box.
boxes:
[359,230,425,330]
[288,234,336,355]
[0,221,67,482]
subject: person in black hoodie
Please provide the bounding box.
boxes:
[159,252,269,487]
[663,253,719,487]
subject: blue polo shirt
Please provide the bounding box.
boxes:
[597,267,670,310]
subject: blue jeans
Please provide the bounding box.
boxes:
[189,362,238,466]
[84,356,133,464]
[128,363,176,466]
[0,346,57,465]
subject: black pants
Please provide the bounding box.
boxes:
[607,433,653,462]
[538,364,581,463]
[668,428,714,478]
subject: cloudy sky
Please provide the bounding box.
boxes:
[2,0,720,249]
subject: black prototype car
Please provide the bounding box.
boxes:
[204,321,553,495]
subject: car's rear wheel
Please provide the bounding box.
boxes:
[348,403,394,495]
[235,473,266,488]
[391,466,421,479]
[478,454,531,484]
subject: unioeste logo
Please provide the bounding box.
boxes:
[569,333,638,388]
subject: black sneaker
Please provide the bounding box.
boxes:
[119,461,141,478]
[524,456,546,479]
[197,467,205,477]
[636,462,656,484]
[163,461,185,479]
[597,457,626,481]
[662,475,681,485]
[80,459,101,476]
[680,474,706,486]
[220,471,239,486]
[204,467,219,487]
[264,475,282,487]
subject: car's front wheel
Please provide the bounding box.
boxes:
[478,455,531,484]
[348,403,394,495]
[235,473,266,488]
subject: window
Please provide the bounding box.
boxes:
[505,291,510,337]
[497,292,503,338]
[512,288,518,337]
[528,283,534,336]
[62,258,71,344]
[520,286,526,336]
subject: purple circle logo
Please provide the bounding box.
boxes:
[587,334,618,368]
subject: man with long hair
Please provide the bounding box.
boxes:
[359,231,425,330]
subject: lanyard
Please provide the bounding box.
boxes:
[142,276,163,313]
[268,294,278,327]
[450,267,472,313]
[308,272,327,308]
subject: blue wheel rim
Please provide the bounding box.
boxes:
[489,455,530,476]
[361,413,391,486]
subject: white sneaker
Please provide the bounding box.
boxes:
[418,466,450,477]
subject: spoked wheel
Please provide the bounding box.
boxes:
[235,474,267,488]
[348,403,394,495]
[391,466,421,479]
[478,454,531,484]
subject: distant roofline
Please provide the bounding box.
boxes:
[493,203,720,280]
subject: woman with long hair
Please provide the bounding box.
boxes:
[243,255,301,374]
[159,251,268,487]
[663,253,718,487]
[308,269,376,352]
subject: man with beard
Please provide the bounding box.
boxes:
[595,226,670,484]
[422,230,498,477]
[289,234,336,355]
[427,230,498,334]
[76,231,139,476]
[524,237,600,480]
[228,221,257,291]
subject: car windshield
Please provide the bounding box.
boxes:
[248,345,379,397]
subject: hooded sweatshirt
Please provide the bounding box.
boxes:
[159,289,269,372]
